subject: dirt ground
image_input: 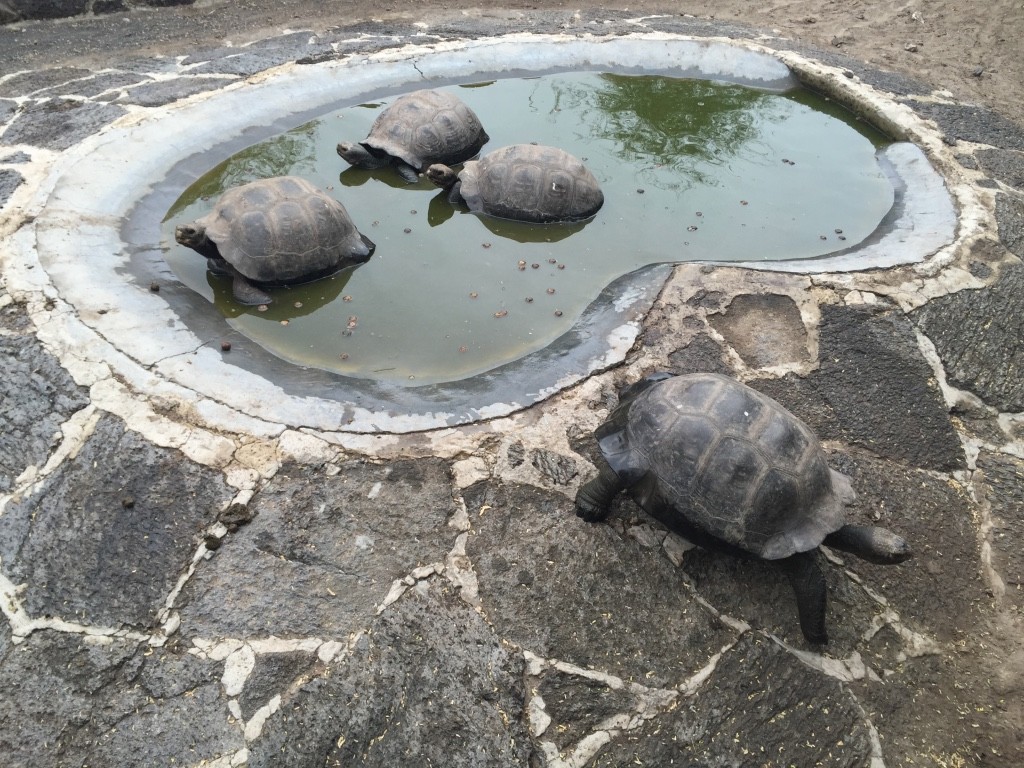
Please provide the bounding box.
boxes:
[3,0,1024,133]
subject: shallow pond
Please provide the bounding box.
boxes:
[163,72,892,385]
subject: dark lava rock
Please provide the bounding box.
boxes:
[238,650,317,721]
[666,332,733,376]
[912,260,1024,413]
[0,413,231,628]
[0,97,15,123]
[976,148,1024,190]
[530,448,579,485]
[0,167,23,208]
[0,629,238,768]
[905,101,1024,150]
[464,481,735,686]
[175,458,457,638]
[590,633,875,767]
[977,451,1024,609]
[246,579,531,768]
[0,150,30,163]
[995,191,1024,258]
[0,333,89,491]
[4,0,89,21]
[756,302,964,472]
[533,666,636,751]
[118,76,236,107]
[0,67,92,97]
[35,70,151,98]
[1,98,125,150]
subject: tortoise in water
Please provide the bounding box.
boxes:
[174,176,375,306]
[337,89,489,183]
[575,371,912,644]
[426,143,604,223]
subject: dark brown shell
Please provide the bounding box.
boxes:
[196,176,372,284]
[457,144,604,223]
[596,373,852,560]
[364,89,489,171]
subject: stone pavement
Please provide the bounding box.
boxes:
[1,8,1023,768]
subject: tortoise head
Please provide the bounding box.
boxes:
[174,222,219,259]
[425,164,458,189]
[337,141,389,169]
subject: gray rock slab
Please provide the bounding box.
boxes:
[0,331,89,491]
[35,70,151,98]
[117,76,236,107]
[666,331,734,376]
[0,67,93,97]
[756,302,964,472]
[906,101,1024,150]
[996,192,1024,258]
[175,458,457,638]
[0,150,30,163]
[0,629,239,768]
[0,98,125,150]
[0,413,232,628]
[912,260,1024,413]
[0,97,15,123]
[977,147,1024,190]
[590,633,875,766]
[463,480,735,686]
[246,578,531,768]
[978,451,1024,609]
[238,650,316,721]
[0,166,23,207]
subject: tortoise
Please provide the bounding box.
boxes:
[174,176,375,306]
[575,371,912,644]
[336,89,489,184]
[426,143,604,223]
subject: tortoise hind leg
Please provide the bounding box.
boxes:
[780,551,829,645]
[395,162,420,184]
[575,463,625,523]
[824,524,912,565]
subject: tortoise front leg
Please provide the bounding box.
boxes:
[575,462,625,523]
[395,162,420,184]
[780,551,829,645]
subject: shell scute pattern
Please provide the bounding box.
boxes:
[367,90,488,170]
[611,373,844,559]
[460,144,604,223]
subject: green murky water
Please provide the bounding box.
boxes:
[162,72,893,385]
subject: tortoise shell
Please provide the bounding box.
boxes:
[596,373,853,560]
[196,176,373,284]
[363,89,489,172]
[458,144,604,223]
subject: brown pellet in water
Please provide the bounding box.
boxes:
[494,310,508,318]
[220,341,231,352]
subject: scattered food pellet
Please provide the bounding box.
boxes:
[494,310,508,318]
[740,200,749,205]
[469,292,478,298]
[546,288,556,294]
[403,227,412,234]
[280,319,289,326]
[294,301,303,308]
[554,310,563,317]
[220,341,232,352]
[257,304,269,312]
[548,258,557,264]
[525,297,534,303]
[482,242,492,248]
[637,188,645,194]
[149,282,160,292]
[343,295,352,301]
[819,235,828,240]
[458,345,468,353]
[339,353,349,360]
[410,209,417,214]
[531,263,540,269]
[688,225,698,232]
[835,228,843,234]
[557,263,565,270]
[695,211,703,217]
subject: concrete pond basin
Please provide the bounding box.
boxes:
[1,9,1023,768]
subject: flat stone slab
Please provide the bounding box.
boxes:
[0,413,232,629]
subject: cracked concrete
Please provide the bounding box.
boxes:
[1,6,1023,768]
